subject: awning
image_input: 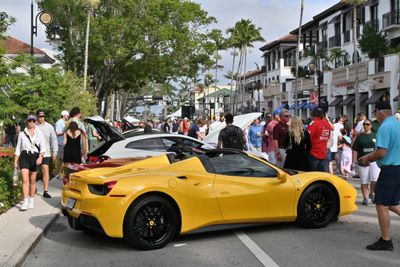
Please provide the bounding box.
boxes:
[339,95,355,106]
[297,101,308,110]
[365,90,387,104]
[394,95,399,102]
[276,103,288,110]
[358,93,369,104]
[289,103,297,110]
[328,96,343,107]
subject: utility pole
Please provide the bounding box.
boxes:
[294,0,304,116]
[83,6,91,91]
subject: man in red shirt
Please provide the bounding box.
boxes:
[307,108,333,172]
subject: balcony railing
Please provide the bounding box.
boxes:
[329,35,341,48]
[344,30,351,43]
[284,58,296,67]
[382,10,400,29]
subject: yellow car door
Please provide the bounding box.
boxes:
[210,153,296,222]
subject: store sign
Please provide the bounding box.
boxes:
[332,80,369,96]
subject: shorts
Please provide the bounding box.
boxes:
[328,151,337,162]
[374,165,400,206]
[57,145,64,160]
[19,151,39,172]
[358,161,380,184]
[41,156,51,166]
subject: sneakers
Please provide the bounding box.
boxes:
[20,198,30,211]
[43,191,51,198]
[366,238,394,251]
[29,197,34,209]
[362,198,368,205]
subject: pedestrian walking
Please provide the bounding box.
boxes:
[340,135,356,179]
[248,118,263,152]
[182,117,190,135]
[307,108,333,172]
[359,101,400,251]
[261,114,272,155]
[188,118,204,140]
[354,112,367,135]
[5,121,18,148]
[352,119,380,205]
[284,116,311,171]
[217,113,246,150]
[35,110,58,198]
[54,110,69,179]
[14,114,46,211]
[63,121,84,168]
[272,109,290,168]
[328,117,344,174]
[264,111,280,164]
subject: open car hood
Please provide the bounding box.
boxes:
[202,112,262,146]
[84,116,124,142]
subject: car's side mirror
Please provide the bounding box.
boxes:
[277,171,287,182]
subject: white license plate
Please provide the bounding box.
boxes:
[66,198,76,209]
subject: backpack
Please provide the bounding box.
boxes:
[222,126,243,150]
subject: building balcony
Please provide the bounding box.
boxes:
[332,62,368,85]
[382,10,400,31]
[329,35,341,49]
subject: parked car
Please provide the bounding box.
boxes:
[62,149,358,250]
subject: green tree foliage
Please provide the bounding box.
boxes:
[39,0,216,111]
[358,24,389,59]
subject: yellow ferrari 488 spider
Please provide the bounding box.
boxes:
[62,149,357,250]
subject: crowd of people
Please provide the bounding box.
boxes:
[4,101,400,251]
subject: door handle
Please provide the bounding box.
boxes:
[177,176,187,180]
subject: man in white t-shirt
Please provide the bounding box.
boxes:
[355,112,366,135]
[328,116,344,174]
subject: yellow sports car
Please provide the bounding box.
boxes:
[62,149,357,250]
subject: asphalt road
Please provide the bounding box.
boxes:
[24,188,400,267]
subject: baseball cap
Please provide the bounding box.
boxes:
[61,110,69,116]
[26,114,37,121]
[375,101,391,111]
[273,109,280,116]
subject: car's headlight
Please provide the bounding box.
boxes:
[88,180,118,196]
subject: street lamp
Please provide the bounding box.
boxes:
[31,1,53,58]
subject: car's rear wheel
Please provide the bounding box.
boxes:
[296,183,338,228]
[124,196,178,250]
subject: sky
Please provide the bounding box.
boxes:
[2,0,339,84]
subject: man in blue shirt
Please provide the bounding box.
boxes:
[360,101,400,251]
[248,118,263,152]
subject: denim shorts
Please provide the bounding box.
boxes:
[374,165,400,206]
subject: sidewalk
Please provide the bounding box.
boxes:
[0,178,62,267]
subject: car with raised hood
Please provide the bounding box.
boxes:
[62,149,357,250]
[85,113,262,162]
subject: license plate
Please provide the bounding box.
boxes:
[66,198,76,209]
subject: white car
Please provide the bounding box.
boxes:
[85,113,262,162]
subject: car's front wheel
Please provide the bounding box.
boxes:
[124,195,178,250]
[296,183,338,228]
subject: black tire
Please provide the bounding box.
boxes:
[124,196,178,250]
[67,216,82,230]
[296,183,338,228]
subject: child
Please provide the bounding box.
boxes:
[340,135,356,179]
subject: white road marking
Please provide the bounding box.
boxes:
[173,243,187,247]
[235,231,279,267]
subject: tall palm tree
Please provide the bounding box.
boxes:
[228,19,265,114]
[226,26,239,113]
[340,0,367,115]
[209,29,226,118]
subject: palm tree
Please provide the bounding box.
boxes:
[340,0,367,116]
[209,29,226,117]
[228,19,265,114]
[329,48,349,68]
[226,27,239,113]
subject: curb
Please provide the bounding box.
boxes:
[3,205,61,267]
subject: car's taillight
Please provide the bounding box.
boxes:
[88,180,118,195]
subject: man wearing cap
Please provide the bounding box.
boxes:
[54,110,69,179]
[360,101,400,251]
[36,110,58,198]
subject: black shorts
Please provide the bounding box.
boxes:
[19,151,39,172]
[41,156,51,166]
[374,166,400,206]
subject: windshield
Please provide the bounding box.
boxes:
[258,156,298,175]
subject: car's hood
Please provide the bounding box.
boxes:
[84,116,124,142]
[202,112,262,146]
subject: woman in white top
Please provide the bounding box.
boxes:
[14,114,46,211]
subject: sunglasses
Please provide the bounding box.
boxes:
[38,115,45,118]
[284,115,291,118]
[363,123,371,126]
[28,119,36,123]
